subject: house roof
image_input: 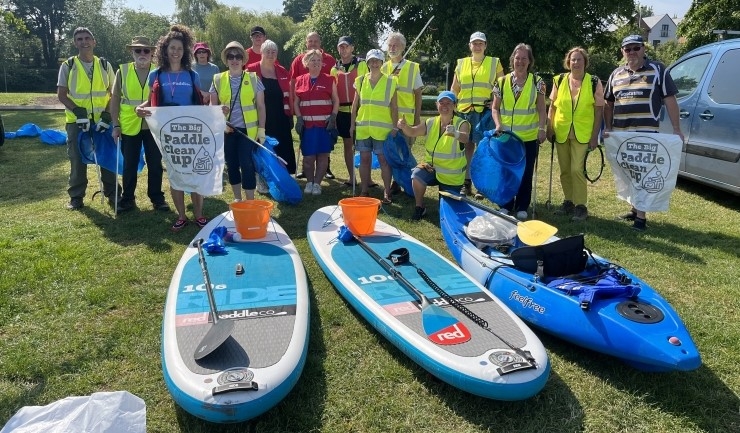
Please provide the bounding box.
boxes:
[642,14,677,29]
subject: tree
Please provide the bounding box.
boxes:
[637,5,654,18]
[9,0,75,68]
[679,0,740,51]
[175,0,220,31]
[283,0,313,23]
[653,39,687,66]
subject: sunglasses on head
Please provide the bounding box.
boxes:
[134,48,151,54]
[623,45,642,53]
[226,54,243,60]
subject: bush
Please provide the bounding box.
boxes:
[421,84,439,95]
[1,64,59,92]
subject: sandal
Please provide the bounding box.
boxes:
[195,217,208,228]
[171,218,188,232]
[382,196,392,205]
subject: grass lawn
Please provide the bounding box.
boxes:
[0,106,738,432]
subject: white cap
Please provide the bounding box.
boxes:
[470,31,486,43]
[366,49,384,61]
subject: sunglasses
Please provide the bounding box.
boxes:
[623,45,643,53]
[226,54,244,60]
[195,50,207,54]
[134,48,151,54]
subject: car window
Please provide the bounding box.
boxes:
[707,48,740,105]
[669,53,711,98]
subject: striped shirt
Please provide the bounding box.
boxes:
[604,59,677,131]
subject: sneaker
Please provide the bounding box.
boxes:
[389,181,402,195]
[460,180,472,196]
[312,183,322,195]
[474,191,485,200]
[116,198,136,213]
[412,206,427,221]
[571,205,588,222]
[171,218,188,232]
[256,175,269,194]
[618,209,637,221]
[516,210,528,220]
[304,182,314,194]
[66,197,83,210]
[295,171,306,179]
[152,201,171,212]
[195,217,208,228]
[554,200,575,215]
[632,217,647,231]
[324,169,335,180]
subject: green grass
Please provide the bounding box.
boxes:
[1,107,739,432]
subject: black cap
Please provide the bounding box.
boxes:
[338,36,353,46]
[250,26,266,36]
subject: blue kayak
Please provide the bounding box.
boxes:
[439,193,701,372]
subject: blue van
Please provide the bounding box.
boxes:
[660,39,740,195]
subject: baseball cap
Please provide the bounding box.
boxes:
[338,36,353,46]
[193,42,211,54]
[470,32,486,43]
[436,91,457,103]
[621,35,644,47]
[250,26,266,36]
[366,49,384,61]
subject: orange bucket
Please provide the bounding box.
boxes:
[339,197,381,236]
[230,200,274,239]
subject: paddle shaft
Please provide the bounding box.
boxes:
[439,191,521,226]
[352,235,431,307]
[194,239,221,324]
[391,16,435,74]
[226,121,289,166]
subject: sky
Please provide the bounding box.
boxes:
[125,0,693,20]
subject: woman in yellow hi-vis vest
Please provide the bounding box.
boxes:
[210,41,266,202]
[491,43,547,221]
[547,47,604,221]
[350,49,398,202]
[397,91,470,221]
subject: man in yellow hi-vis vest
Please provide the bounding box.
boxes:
[57,27,116,210]
[110,36,169,213]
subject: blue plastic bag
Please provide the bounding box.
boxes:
[40,129,67,146]
[253,136,302,204]
[15,123,42,137]
[203,226,228,255]
[382,133,415,196]
[78,129,145,175]
[354,152,380,169]
[470,130,526,205]
[4,132,16,139]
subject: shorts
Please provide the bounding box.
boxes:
[301,126,334,156]
[355,137,385,155]
[337,111,352,139]
[459,110,484,144]
[411,166,462,193]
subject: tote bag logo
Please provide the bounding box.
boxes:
[161,117,217,175]
[615,135,673,193]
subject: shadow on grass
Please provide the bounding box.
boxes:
[676,178,740,211]
[546,333,740,432]
[171,274,328,432]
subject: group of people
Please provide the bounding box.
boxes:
[57,23,682,232]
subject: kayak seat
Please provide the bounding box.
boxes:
[510,235,588,277]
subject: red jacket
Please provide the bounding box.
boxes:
[247,62,291,116]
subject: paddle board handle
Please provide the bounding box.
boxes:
[193,238,221,324]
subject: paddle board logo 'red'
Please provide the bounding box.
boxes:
[161,117,216,173]
[425,309,471,345]
[615,136,672,193]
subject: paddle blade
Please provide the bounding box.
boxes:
[193,319,235,360]
[421,300,471,345]
[517,220,558,246]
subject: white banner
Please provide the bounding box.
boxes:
[604,131,683,212]
[146,106,225,196]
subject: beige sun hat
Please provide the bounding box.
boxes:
[221,41,246,64]
[126,36,155,49]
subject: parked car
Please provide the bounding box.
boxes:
[659,38,740,195]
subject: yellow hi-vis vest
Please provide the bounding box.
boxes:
[355,73,397,141]
[120,63,155,135]
[552,73,596,144]
[64,56,111,123]
[424,116,468,185]
[383,60,419,123]
[214,71,260,138]
[498,73,539,141]
[455,56,498,113]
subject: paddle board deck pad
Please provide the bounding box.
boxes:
[439,194,701,372]
[307,206,550,400]
[162,212,309,423]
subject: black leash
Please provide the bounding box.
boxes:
[386,247,535,363]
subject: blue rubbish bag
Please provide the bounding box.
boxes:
[40,129,67,146]
[78,128,145,175]
[253,135,302,204]
[15,123,42,137]
[203,226,228,255]
[382,133,415,196]
[471,130,526,205]
[354,152,380,169]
